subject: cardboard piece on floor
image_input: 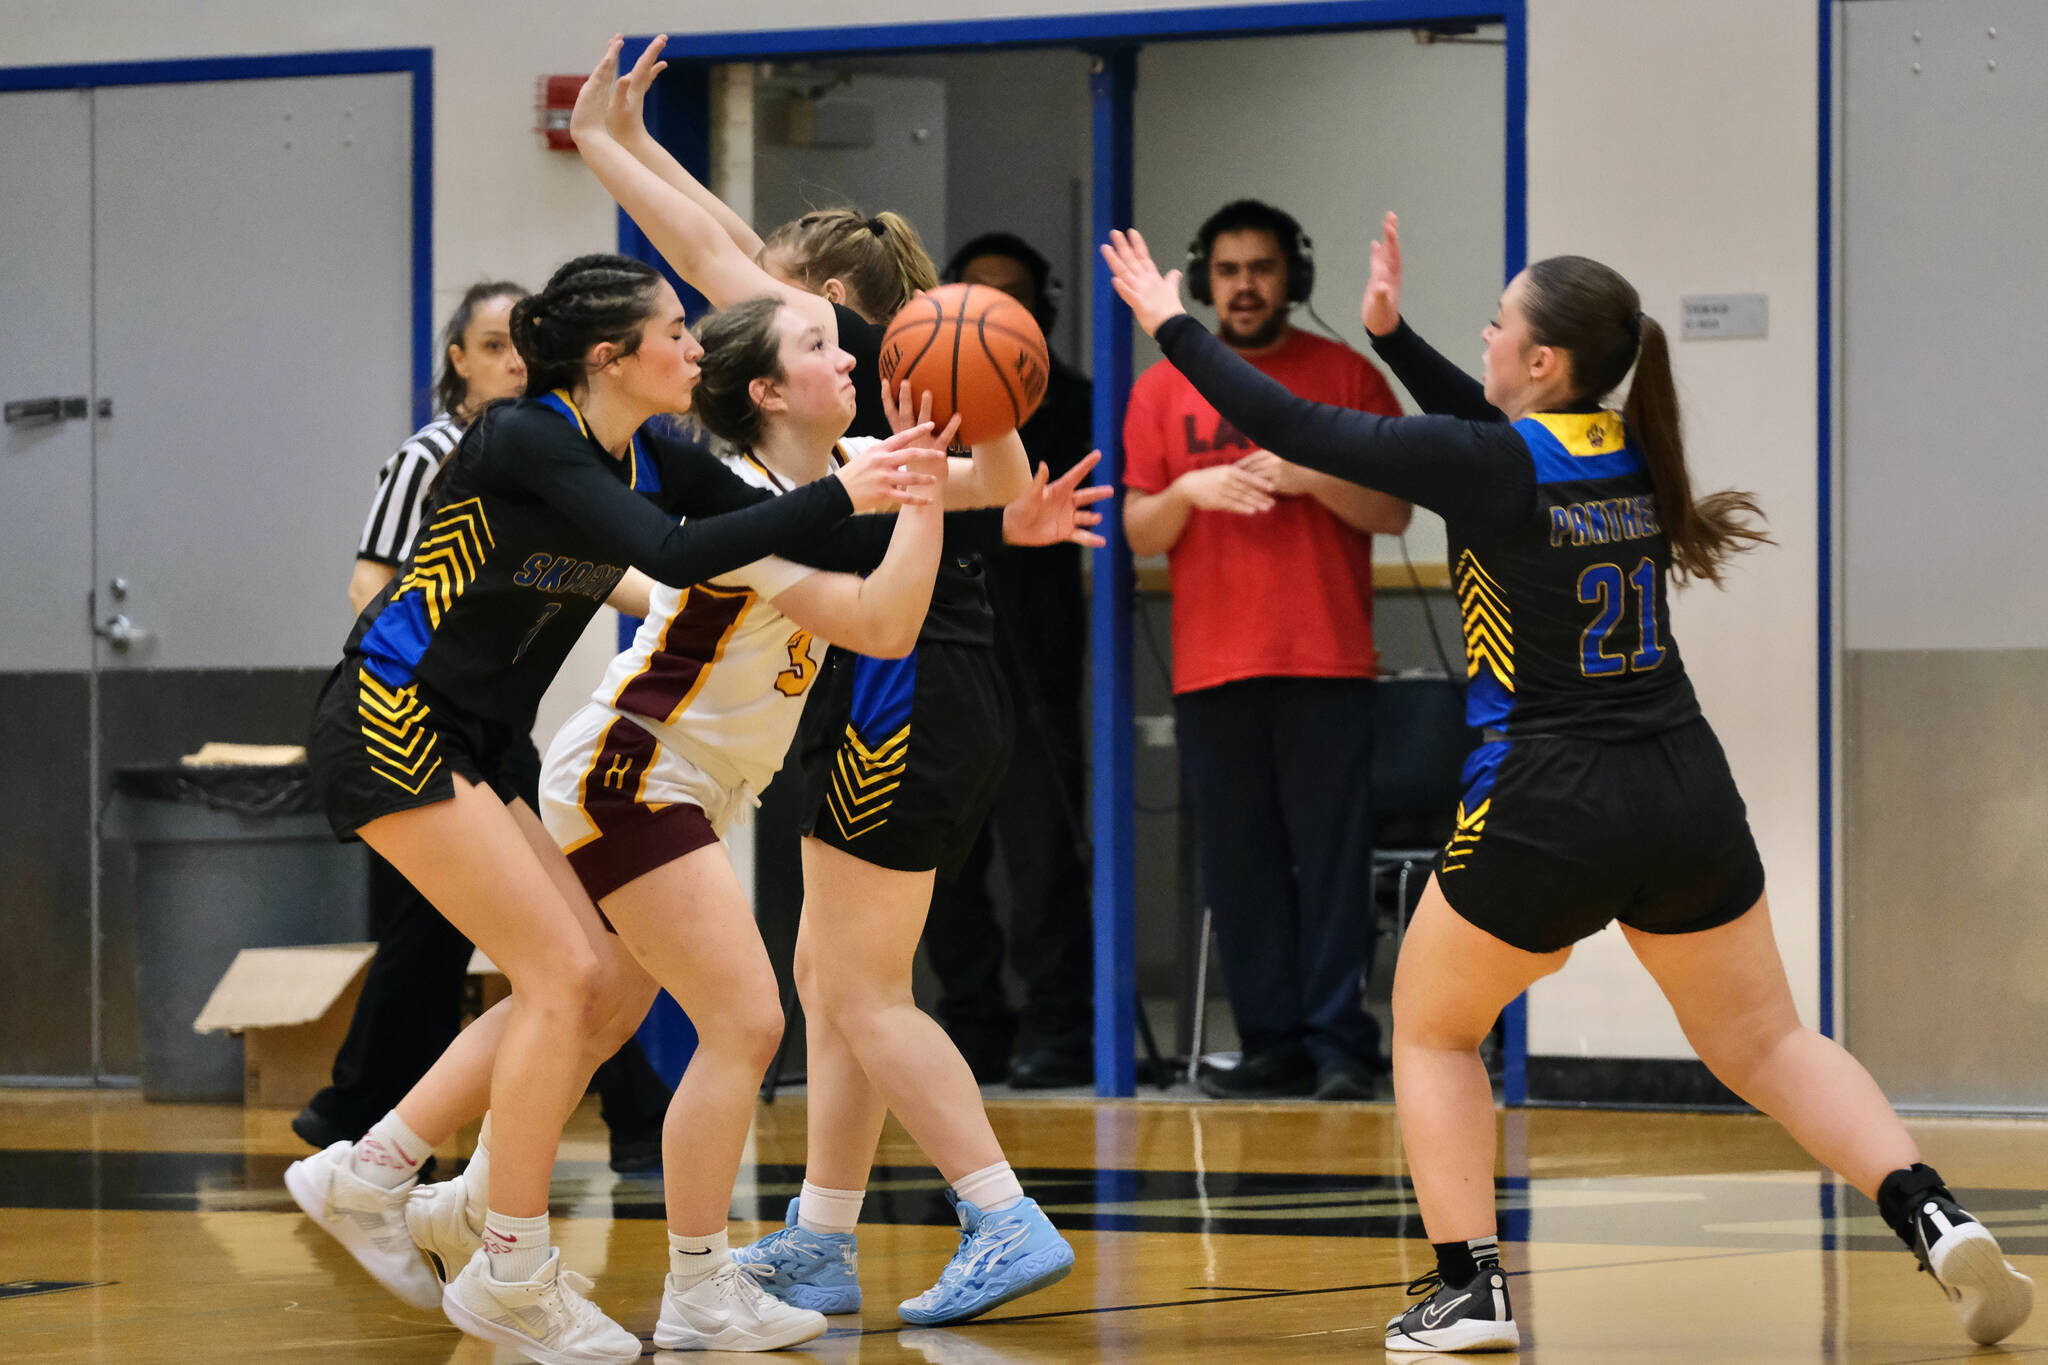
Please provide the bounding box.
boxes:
[194,944,513,1110]
[194,944,376,1109]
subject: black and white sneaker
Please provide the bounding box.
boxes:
[1385,1266,1519,1353]
[1911,1192,2034,1344]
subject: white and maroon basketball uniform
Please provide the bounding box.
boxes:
[538,443,860,901]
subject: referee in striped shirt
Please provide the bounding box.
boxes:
[301,279,672,1173]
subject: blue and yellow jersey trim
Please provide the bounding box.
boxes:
[537,388,662,493]
[1514,410,1643,484]
[358,496,496,689]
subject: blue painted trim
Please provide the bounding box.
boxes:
[0,48,436,435]
[1815,0,1836,1040]
[1499,1,1530,1109]
[629,0,1524,1098]
[1090,49,1140,1100]
[409,55,435,429]
[656,2,1506,59]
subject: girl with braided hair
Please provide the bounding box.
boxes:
[290,251,948,1365]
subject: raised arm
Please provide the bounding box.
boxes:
[1103,229,1533,536]
[571,37,835,332]
[606,36,764,259]
[1360,212,1500,421]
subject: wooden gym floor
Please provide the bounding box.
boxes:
[3,1088,2044,1363]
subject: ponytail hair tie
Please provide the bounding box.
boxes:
[866,217,887,238]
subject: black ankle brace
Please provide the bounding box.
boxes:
[1876,1163,1951,1251]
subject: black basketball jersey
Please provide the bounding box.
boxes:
[1152,313,1706,744]
[1453,410,1699,742]
[345,391,853,728]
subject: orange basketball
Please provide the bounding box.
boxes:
[878,283,1050,447]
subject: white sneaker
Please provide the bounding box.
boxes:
[284,1140,441,1310]
[654,1260,828,1351]
[441,1247,643,1365]
[405,1173,484,1285]
[1913,1193,2035,1345]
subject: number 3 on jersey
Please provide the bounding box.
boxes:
[1577,557,1667,676]
[774,629,819,697]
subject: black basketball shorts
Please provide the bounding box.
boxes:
[1433,717,1767,954]
[797,641,1013,876]
[309,658,539,840]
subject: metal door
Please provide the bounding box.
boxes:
[83,74,412,1075]
[0,89,97,1077]
[0,73,412,1079]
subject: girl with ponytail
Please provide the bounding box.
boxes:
[570,34,1081,1325]
[291,243,946,1364]
[1104,215,2031,1353]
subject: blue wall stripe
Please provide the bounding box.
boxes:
[654,2,1507,59]
[1815,0,1836,1040]
[1498,1,1530,1108]
[1089,48,1140,1099]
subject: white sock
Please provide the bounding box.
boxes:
[459,1118,491,1222]
[797,1180,865,1236]
[669,1228,730,1285]
[483,1209,552,1283]
[951,1161,1024,1213]
[351,1111,432,1190]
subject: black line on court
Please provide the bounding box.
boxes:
[0,1279,115,1302]
[837,1246,1786,1336]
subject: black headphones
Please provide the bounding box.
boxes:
[944,231,1062,335]
[1184,199,1315,306]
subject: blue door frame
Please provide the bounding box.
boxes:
[0,49,435,428]
[629,1,1529,1100]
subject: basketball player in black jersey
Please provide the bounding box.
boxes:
[576,35,1078,1324]
[291,251,947,1365]
[1104,219,2032,1352]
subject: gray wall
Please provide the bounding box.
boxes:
[1841,0,2048,1108]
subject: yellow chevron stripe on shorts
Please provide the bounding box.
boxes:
[826,722,909,839]
[1438,797,1490,874]
[358,668,442,795]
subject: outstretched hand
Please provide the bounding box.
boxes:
[1099,230,1187,338]
[1361,211,1403,338]
[1002,450,1114,548]
[836,436,949,513]
[606,34,669,144]
[570,35,625,148]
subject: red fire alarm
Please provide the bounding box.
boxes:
[537,75,583,151]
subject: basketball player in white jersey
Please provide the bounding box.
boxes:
[398,293,1107,1352]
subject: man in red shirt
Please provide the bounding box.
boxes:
[1123,200,1410,1100]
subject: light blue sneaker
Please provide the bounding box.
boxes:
[898,1195,1074,1326]
[731,1197,862,1315]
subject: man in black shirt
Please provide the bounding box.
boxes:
[923,233,1096,1088]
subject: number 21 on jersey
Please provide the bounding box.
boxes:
[774,629,819,697]
[1577,557,1667,676]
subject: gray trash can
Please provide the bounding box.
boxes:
[105,764,367,1101]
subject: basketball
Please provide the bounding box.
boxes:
[878,282,1050,446]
